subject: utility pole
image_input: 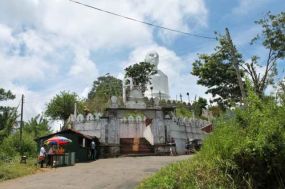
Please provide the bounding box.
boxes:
[225,28,246,101]
[20,94,24,156]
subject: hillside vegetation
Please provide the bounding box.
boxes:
[138,89,285,189]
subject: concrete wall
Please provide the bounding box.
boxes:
[70,110,211,156]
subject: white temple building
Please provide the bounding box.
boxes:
[63,50,212,158]
[144,51,170,100]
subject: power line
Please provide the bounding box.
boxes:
[69,0,216,40]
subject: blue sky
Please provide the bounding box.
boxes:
[0,0,284,122]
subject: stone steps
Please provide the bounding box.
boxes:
[120,138,154,154]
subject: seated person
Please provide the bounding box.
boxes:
[168,137,177,156]
[47,146,55,167]
[185,139,191,154]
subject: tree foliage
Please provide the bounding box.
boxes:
[0,88,17,143]
[192,11,285,104]
[176,104,193,118]
[0,131,38,157]
[0,88,15,102]
[45,91,83,124]
[0,108,17,143]
[192,35,244,107]
[276,79,285,105]
[88,75,122,100]
[125,62,157,93]
[86,75,122,112]
[192,97,208,117]
[24,115,51,138]
[240,11,285,96]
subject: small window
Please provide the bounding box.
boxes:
[82,138,86,147]
[78,137,86,148]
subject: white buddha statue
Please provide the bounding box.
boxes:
[144,51,170,100]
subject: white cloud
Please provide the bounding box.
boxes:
[0,0,209,51]
[134,0,208,40]
[40,0,153,50]
[0,0,209,123]
[69,49,98,78]
[0,0,41,27]
[233,0,270,15]
[0,24,14,44]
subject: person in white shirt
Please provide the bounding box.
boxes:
[91,141,96,160]
[39,145,46,168]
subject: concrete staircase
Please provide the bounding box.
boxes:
[120,138,154,155]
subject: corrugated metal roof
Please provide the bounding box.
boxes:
[34,129,95,141]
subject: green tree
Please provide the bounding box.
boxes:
[240,11,285,96]
[0,131,38,157]
[86,75,122,112]
[24,115,51,138]
[192,35,244,107]
[276,79,285,104]
[0,88,17,143]
[125,62,157,93]
[176,104,193,118]
[88,75,122,100]
[0,108,17,143]
[208,105,223,117]
[192,12,285,105]
[0,88,15,102]
[192,97,208,117]
[45,91,83,126]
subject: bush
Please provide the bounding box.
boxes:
[0,131,38,158]
[176,104,193,118]
[227,94,285,188]
[139,90,285,189]
[0,131,39,182]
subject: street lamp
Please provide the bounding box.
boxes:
[150,86,154,106]
[186,92,190,104]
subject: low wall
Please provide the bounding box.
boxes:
[98,144,120,158]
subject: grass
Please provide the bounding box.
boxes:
[0,157,39,182]
[138,94,285,189]
[137,117,241,189]
[137,154,231,189]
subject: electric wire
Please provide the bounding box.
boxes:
[69,0,216,40]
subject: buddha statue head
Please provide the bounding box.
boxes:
[145,51,159,70]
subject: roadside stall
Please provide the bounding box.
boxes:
[44,136,72,167]
[35,129,96,163]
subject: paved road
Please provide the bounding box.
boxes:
[0,155,191,189]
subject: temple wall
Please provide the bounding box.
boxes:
[71,111,211,156]
[73,118,107,143]
[164,118,210,154]
[119,116,145,138]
